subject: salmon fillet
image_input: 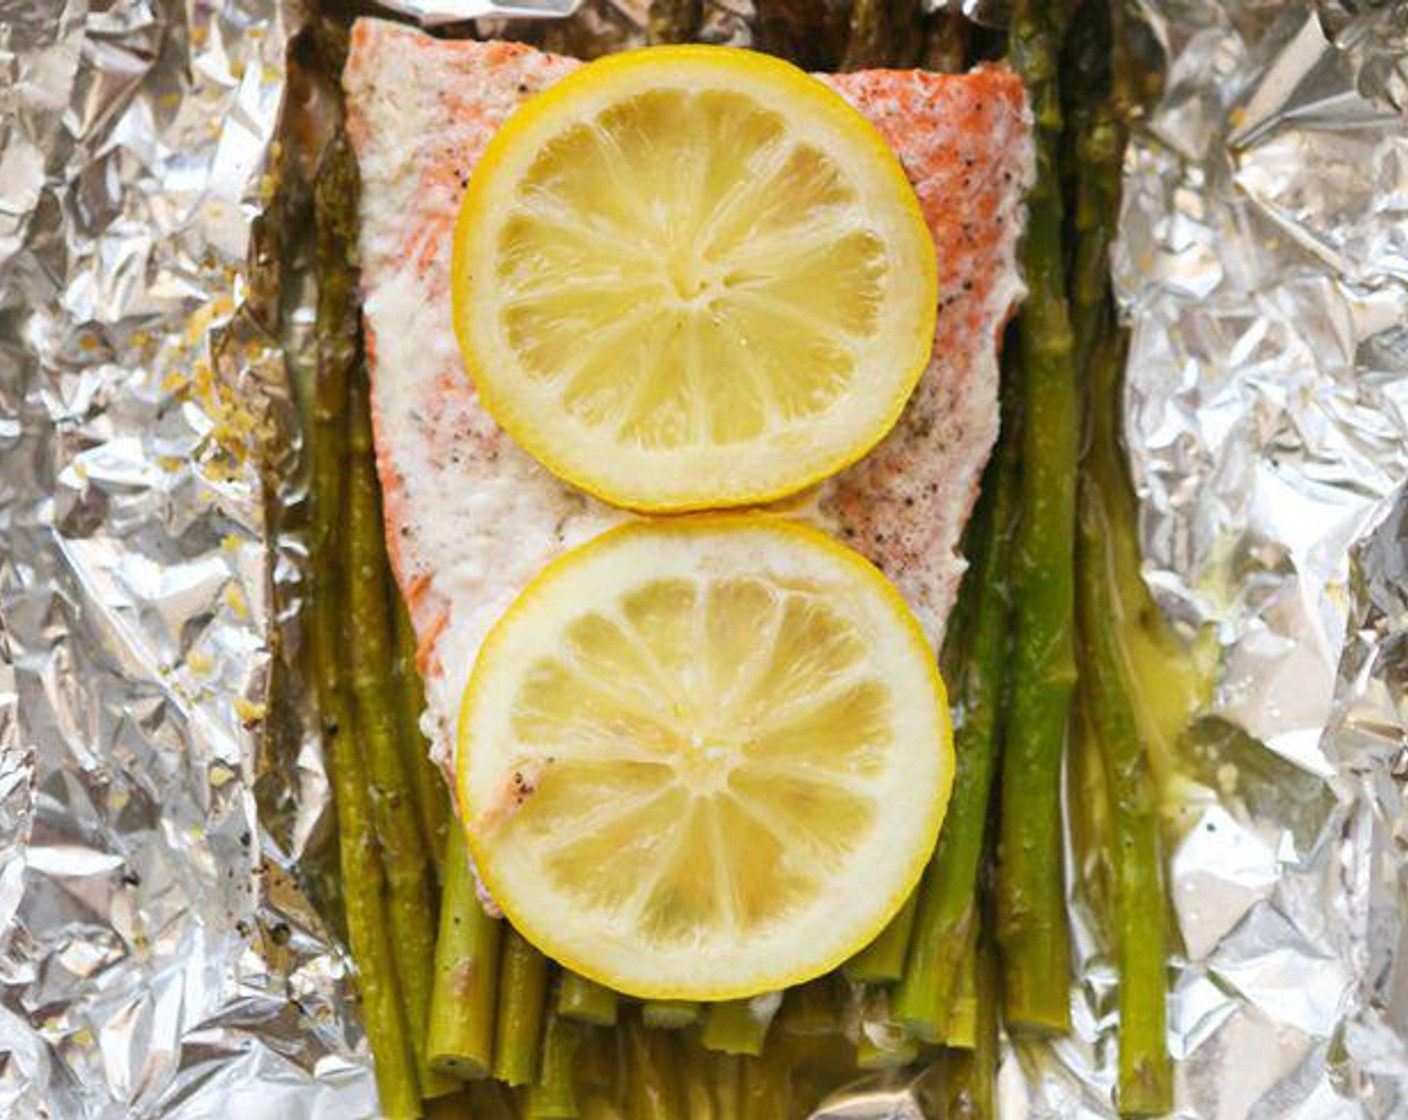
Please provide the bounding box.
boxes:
[343,18,1032,776]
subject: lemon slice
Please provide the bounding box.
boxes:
[452,46,938,512]
[458,516,953,999]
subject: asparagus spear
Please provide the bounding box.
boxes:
[841,0,925,70]
[556,973,619,1027]
[466,1080,518,1120]
[311,139,420,1119]
[527,996,584,1119]
[625,1017,683,1120]
[646,0,700,44]
[942,935,999,1119]
[493,927,550,1086]
[941,927,979,1049]
[1078,444,1172,1114]
[393,596,448,883]
[892,415,1017,1041]
[741,1047,793,1117]
[575,1023,628,1119]
[427,826,502,1079]
[424,1091,476,1120]
[844,894,918,984]
[753,0,853,72]
[707,1052,744,1119]
[854,1025,918,1071]
[701,995,780,1057]
[346,370,452,1097]
[1070,7,1173,1110]
[641,1000,700,1030]
[922,12,970,73]
[995,0,1079,1034]
[776,977,842,1038]
[681,1050,719,1120]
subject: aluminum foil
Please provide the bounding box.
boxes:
[6,0,1408,1117]
[1082,1,1408,1116]
[0,0,377,1114]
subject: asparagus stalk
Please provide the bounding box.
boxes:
[854,1026,918,1071]
[641,1000,700,1030]
[777,976,842,1038]
[466,1080,518,1120]
[556,973,619,1027]
[701,995,780,1057]
[922,11,970,73]
[625,1017,683,1120]
[892,415,1017,1041]
[942,936,999,1119]
[346,370,452,1097]
[1078,458,1172,1115]
[393,596,448,883]
[311,139,420,1119]
[995,0,1079,1034]
[527,998,584,1119]
[575,1023,628,1119]
[427,826,502,1079]
[841,0,925,70]
[645,0,701,44]
[681,1052,719,1120]
[424,1092,475,1120]
[493,927,550,1086]
[844,894,919,984]
[941,927,978,1049]
[741,1048,793,1118]
[708,1052,744,1120]
[1070,8,1173,1110]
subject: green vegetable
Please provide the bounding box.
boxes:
[893,417,1017,1041]
[556,973,618,1027]
[493,927,550,1086]
[923,12,970,73]
[346,369,451,1097]
[626,1018,682,1120]
[646,0,701,44]
[526,999,584,1118]
[427,826,501,1079]
[641,1000,700,1030]
[1070,4,1173,1110]
[841,0,924,69]
[941,935,999,1119]
[311,138,420,1119]
[854,1027,918,1071]
[995,0,1079,1034]
[845,894,918,984]
[701,997,779,1057]
[393,596,449,884]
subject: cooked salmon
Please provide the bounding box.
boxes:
[342,18,1032,776]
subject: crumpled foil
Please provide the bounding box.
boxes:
[5,0,1408,1117]
[1086,1,1408,1116]
[0,0,377,1114]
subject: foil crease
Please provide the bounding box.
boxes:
[6,0,1408,1117]
[0,0,376,1115]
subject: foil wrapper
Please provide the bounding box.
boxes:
[5,0,1408,1116]
[0,0,376,1113]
